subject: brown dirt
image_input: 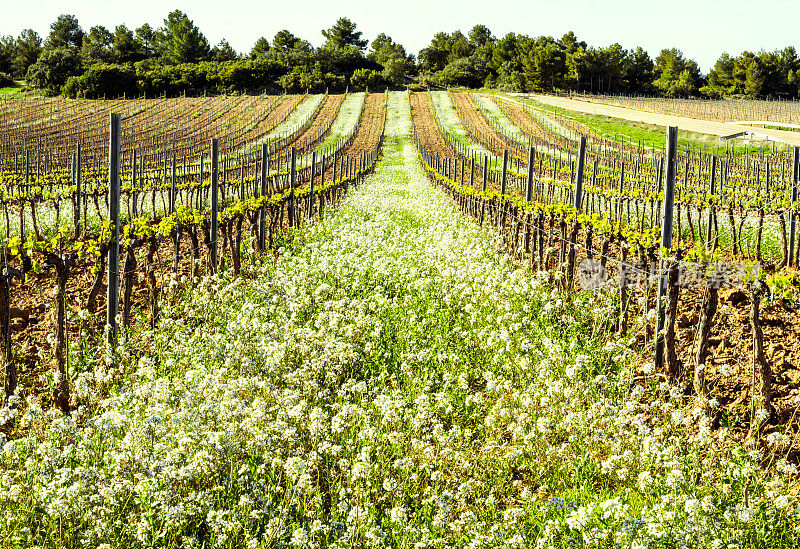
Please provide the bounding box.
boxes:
[410,92,451,157]
[341,93,386,155]
[492,97,573,152]
[1,230,211,414]
[275,94,345,159]
[451,92,522,160]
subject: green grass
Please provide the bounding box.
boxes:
[0,87,21,98]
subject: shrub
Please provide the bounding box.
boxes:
[349,68,385,92]
[217,59,287,94]
[278,64,345,94]
[62,64,137,98]
[25,47,81,96]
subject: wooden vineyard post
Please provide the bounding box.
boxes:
[526,146,535,202]
[654,126,677,372]
[482,155,488,193]
[499,150,509,229]
[22,151,27,242]
[361,151,366,182]
[107,113,121,348]
[757,163,769,260]
[288,147,296,228]
[131,149,137,218]
[239,155,245,200]
[74,143,81,237]
[707,156,717,245]
[617,161,625,221]
[566,138,587,289]
[308,151,316,220]
[470,156,475,187]
[198,150,204,210]
[500,150,508,196]
[574,137,586,210]
[170,154,176,213]
[211,138,219,272]
[0,263,12,403]
[789,147,798,267]
[524,147,536,259]
[258,143,267,251]
[480,155,488,226]
[332,151,338,184]
[319,154,326,220]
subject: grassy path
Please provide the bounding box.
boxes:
[0,92,796,548]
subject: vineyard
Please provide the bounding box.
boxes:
[414,89,800,428]
[573,93,800,126]
[0,91,387,412]
[0,90,798,547]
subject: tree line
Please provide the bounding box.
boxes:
[0,12,798,100]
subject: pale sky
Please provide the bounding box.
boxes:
[2,0,798,72]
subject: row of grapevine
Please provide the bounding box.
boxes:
[0,91,388,412]
[411,90,798,436]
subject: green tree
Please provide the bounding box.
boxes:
[566,46,604,92]
[489,33,526,91]
[419,32,452,73]
[278,62,344,93]
[368,33,413,86]
[623,47,654,94]
[111,25,146,64]
[702,52,736,97]
[318,44,375,79]
[749,48,799,98]
[0,35,15,76]
[135,24,156,57]
[381,57,409,88]
[419,31,473,75]
[13,29,41,78]
[468,25,493,48]
[447,31,472,63]
[44,14,83,51]
[80,26,112,66]
[489,32,520,72]
[598,43,627,93]
[775,47,800,97]
[653,48,701,97]
[217,58,287,93]
[523,38,566,92]
[744,57,765,97]
[26,47,82,95]
[322,18,367,51]
[250,37,270,59]
[267,35,316,73]
[212,39,239,62]
[559,31,585,55]
[368,33,406,65]
[273,30,300,52]
[156,10,211,64]
[468,25,496,78]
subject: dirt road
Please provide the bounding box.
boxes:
[525,94,800,146]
